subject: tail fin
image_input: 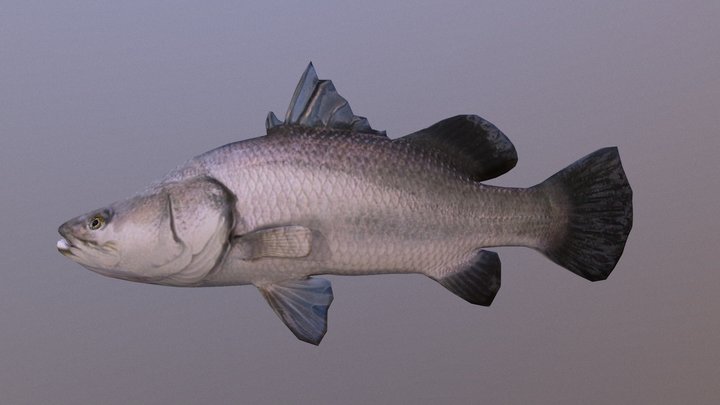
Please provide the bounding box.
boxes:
[538,147,633,281]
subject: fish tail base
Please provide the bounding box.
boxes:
[538,147,633,281]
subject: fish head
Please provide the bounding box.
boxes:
[57,192,180,283]
[57,206,121,273]
[57,178,235,285]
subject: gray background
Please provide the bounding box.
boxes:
[1,1,718,404]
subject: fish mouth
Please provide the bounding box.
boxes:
[57,237,76,256]
[57,222,81,256]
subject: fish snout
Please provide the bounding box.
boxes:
[57,220,81,254]
[58,221,72,238]
[58,215,88,239]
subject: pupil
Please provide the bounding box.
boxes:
[92,219,99,228]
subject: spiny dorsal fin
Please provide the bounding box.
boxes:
[266,63,385,136]
[395,115,517,181]
[265,111,282,130]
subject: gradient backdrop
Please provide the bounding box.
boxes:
[1,1,718,404]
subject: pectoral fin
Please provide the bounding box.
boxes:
[231,226,313,260]
[258,278,334,345]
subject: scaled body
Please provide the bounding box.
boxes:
[168,130,558,286]
[58,64,632,344]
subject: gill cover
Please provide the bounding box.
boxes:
[154,176,235,284]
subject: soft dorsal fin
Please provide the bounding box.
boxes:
[266,63,385,136]
[395,115,518,181]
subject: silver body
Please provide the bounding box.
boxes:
[163,130,562,286]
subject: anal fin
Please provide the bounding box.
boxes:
[433,250,501,306]
[258,278,334,345]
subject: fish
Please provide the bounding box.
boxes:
[58,63,633,345]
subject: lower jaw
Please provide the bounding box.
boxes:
[57,238,75,255]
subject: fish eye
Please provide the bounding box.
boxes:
[88,215,105,230]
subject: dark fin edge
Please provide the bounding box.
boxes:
[538,147,633,281]
[434,250,501,306]
[395,115,517,181]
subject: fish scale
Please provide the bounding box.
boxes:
[188,130,559,282]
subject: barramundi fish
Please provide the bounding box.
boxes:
[58,63,633,345]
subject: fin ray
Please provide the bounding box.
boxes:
[433,250,501,306]
[265,111,282,131]
[537,147,633,281]
[231,226,312,260]
[266,62,385,136]
[258,278,334,345]
[286,63,320,124]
